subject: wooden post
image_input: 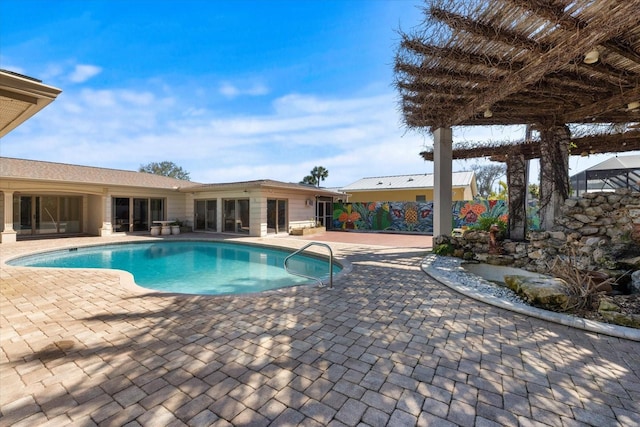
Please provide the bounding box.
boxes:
[506,151,528,240]
[539,125,570,231]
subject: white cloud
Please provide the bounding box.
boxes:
[15,81,612,188]
[69,64,102,83]
[219,81,269,98]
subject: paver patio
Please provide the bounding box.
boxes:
[1,233,639,426]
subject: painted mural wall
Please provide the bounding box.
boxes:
[332,200,540,233]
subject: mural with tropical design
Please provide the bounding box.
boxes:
[332,200,540,233]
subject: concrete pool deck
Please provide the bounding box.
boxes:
[1,232,639,426]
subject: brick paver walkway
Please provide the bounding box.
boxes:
[1,234,639,426]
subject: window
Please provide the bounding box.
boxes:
[223,199,250,233]
[112,197,164,232]
[195,199,217,231]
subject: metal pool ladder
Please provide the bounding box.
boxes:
[284,242,334,289]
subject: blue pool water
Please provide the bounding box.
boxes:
[8,241,339,295]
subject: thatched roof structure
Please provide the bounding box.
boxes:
[420,130,640,162]
[395,0,640,237]
[395,0,640,131]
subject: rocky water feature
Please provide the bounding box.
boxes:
[435,188,640,328]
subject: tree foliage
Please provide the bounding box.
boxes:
[301,166,329,187]
[139,161,191,180]
[471,162,506,198]
[301,175,317,186]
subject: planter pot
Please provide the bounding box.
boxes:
[290,226,326,236]
[150,226,161,236]
[171,225,181,235]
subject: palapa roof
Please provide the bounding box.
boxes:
[395,0,640,131]
[420,129,640,162]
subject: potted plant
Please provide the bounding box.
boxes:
[171,219,182,235]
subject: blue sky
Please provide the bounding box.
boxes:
[1,0,634,187]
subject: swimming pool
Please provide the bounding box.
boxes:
[8,241,341,295]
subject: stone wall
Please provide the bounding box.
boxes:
[437,188,640,283]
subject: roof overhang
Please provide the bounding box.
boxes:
[188,180,345,197]
[0,70,62,138]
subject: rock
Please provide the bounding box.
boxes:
[594,195,607,204]
[503,276,572,310]
[475,253,488,262]
[548,231,566,240]
[584,206,604,217]
[598,298,620,311]
[573,214,593,223]
[463,230,488,243]
[607,194,623,204]
[632,271,640,294]
[579,226,600,235]
[584,237,604,246]
[599,311,640,329]
[486,255,514,266]
[528,231,549,241]
[528,249,545,260]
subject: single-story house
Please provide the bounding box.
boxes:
[0,69,344,243]
[0,157,344,243]
[340,171,477,203]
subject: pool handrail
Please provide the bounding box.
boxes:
[284,242,334,289]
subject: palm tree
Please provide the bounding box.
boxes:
[310,166,328,188]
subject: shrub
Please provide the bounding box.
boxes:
[470,216,507,233]
[434,243,455,256]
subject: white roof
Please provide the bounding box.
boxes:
[341,171,475,191]
[581,154,640,172]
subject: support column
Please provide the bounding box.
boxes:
[539,125,570,231]
[99,193,113,236]
[506,152,528,240]
[433,127,453,237]
[1,191,17,243]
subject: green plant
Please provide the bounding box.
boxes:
[172,219,183,227]
[434,243,455,256]
[470,216,507,233]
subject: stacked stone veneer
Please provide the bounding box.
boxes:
[439,189,640,278]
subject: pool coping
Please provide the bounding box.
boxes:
[1,236,352,298]
[421,253,640,342]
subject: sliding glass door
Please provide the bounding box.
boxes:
[223,199,249,233]
[194,199,217,231]
[13,195,82,235]
[112,197,164,232]
[267,199,287,233]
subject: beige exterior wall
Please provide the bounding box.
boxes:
[0,178,188,238]
[191,187,319,237]
[346,187,469,203]
[1,174,337,241]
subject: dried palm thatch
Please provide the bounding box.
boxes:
[420,129,640,161]
[395,0,640,134]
